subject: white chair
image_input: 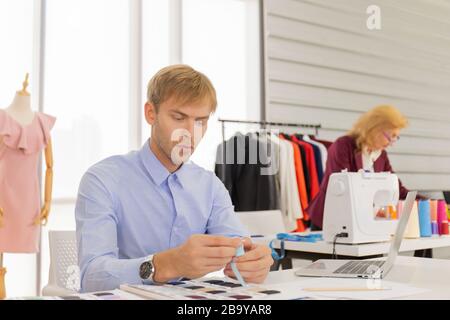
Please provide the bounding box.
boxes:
[42,230,80,296]
[235,210,286,236]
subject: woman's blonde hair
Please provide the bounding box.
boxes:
[348,105,408,151]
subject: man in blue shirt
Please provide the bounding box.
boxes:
[75,65,273,292]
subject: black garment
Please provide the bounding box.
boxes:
[215,133,280,211]
[312,144,324,183]
[311,143,324,183]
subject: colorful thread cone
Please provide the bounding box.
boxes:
[418,200,432,237]
[438,200,449,235]
[430,200,439,235]
[404,201,420,238]
[389,205,397,220]
[446,201,450,225]
[442,222,449,235]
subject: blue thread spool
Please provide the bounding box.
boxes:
[418,200,432,237]
[431,223,439,235]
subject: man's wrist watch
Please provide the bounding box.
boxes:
[139,255,156,282]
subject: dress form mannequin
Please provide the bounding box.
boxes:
[5,73,35,126]
[0,74,55,299]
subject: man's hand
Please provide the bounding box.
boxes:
[153,234,242,282]
[223,238,273,284]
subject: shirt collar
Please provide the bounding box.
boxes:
[363,147,382,162]
[174,163,190,189]
[139,139,189,188]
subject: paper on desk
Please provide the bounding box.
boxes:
[291,278,429,300]
[7,289,143,300]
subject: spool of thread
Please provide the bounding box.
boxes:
[442,222,450,235]
[389,205,397,220]
[418,200,432,237]
[404,201,420,238]
[438,200,449,235]
[430,200,439,235]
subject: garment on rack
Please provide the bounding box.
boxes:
[290,142,310,231]
[290,140,308,211]
[311,137,332,150]
[277,135,309,231]
[279,134,309,210]
[280,134,310,200]
[303,135,327,179]
[296,135,323,184]
[215,132,280,212]
[214,122,329,233]
[259,132,282,203]
[297,143,311,201]
[271,134,303,231]
[290,135,320,201]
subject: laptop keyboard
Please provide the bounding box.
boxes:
[333,261,385,275]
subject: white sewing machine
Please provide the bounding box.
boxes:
[323,170,400,244]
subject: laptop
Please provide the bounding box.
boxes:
[295,191,417,279]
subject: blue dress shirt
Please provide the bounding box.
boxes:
[75,139,248,292]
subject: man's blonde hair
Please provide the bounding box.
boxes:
[147,64,217,112]
[348,105,408,151]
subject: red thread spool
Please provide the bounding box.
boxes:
[441,222,449,235]
[437,200,449,235]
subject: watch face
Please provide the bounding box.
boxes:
[140,261,153,279]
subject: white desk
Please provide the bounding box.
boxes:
[72,256,450,300]
[264,234,450,257]
[264,256,450,299]
[254,234,450,268]
[19,257,445,300]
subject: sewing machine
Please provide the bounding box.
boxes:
[323,170,400,244]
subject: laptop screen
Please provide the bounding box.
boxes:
[383,191,417,273]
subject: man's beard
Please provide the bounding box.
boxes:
[153,123,192,167]
[170,143,192,166]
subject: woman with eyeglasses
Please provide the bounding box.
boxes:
[306,105,425,231]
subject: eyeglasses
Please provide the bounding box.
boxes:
[382,131,400,145]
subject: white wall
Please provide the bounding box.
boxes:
[263,0,450,191]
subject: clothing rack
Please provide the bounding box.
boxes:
[218,118,322,144]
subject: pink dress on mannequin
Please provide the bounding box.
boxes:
[0,109,56,253]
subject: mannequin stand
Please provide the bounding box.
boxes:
[0,253,6,299]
